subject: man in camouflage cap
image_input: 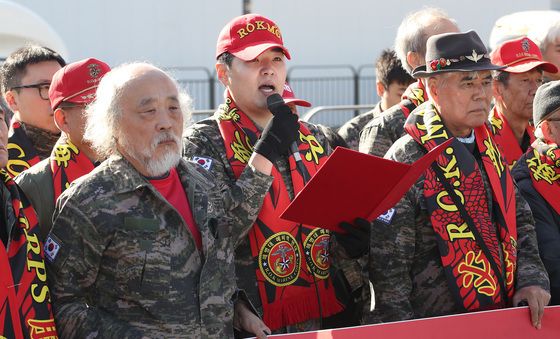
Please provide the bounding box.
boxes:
[368,31,550,328]
[359,8,458,156]
[46,62,271,338]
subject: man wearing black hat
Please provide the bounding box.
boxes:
[366,31,550,328]
[512,80,560,306]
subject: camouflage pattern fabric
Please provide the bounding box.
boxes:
[363,133,549,324]
[338,102,382,151]
[358,104,408,157]
[183,114,366,322]
[47,155,269,338]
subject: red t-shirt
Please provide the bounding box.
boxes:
[149,168,202,250]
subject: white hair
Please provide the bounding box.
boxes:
[84,62,192,159]
[394,7,458,74]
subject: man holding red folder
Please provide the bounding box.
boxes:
[368,31,550,329]
[183,14,366,334]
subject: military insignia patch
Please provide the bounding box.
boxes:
[259,232,301,287]
[88,63,102,78]
[44,235,62,263]
[192,156,213,171]
[303,228,330,279]
[376,208,396,224]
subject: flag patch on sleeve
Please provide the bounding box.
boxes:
[376,208,396,225]
[192,156,213,171]
[44,235,62,263]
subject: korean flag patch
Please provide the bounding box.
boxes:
[376,208,396,225]
[192,156,213,171]
[44,235,62,263]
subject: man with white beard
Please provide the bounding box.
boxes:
[45,62,273,338]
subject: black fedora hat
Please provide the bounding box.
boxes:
[412,30,506,78]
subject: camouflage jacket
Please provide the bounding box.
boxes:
[183,114,365,315]
[47,155,268,338]
[364,134,549,323]
[338,102,382,151]
[358,103,407,157]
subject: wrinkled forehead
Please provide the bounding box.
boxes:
[120,70,178,105]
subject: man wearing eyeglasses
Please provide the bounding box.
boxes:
[16,58,110,240]
[0,45,66,177]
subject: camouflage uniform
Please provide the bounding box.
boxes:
[183,115,365,322]
[47,154,270,338]
[338,102,382,151]
[364,134,549,323]
[10,122,60,161]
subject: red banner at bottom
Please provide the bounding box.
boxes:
[272,306,560,339]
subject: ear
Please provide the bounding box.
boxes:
[53,108,68,134]
[492,80,503,100]
[406,51,423,71]
[4,91,18,112]
[216,63,229,87]
[376,81,385,97]
[427,77,439,102]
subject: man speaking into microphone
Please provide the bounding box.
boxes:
[183,14,367,334]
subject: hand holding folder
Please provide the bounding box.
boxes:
[280,138,454,233]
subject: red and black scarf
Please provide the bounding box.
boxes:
[50,137,95,202]
[526,139,560,215]
[399,80,427,118]
[489,107,535,169]
[217,93,343,330]
[405,102,517,311]
[7,121,40,178]
[0,170,57,338]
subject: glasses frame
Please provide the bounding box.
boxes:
[10,83,51,100]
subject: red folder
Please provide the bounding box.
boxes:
[281,138,453,232]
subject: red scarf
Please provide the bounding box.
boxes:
[399,80,427,118]
[217,94,343,330]
[405,102,517,311]
[526,139,560,215]
[489,107,535,169]
[7,121,40,178]
[50,137,95,202]
[0,170,58,338]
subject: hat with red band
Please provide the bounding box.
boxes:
[49,58,111,110]
[216,14,290,61]
[491,36,558,74]
[282,82,311,107]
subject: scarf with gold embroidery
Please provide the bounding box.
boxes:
[216,93,343,330]
[7,121,41,178]
[404,102,517,311]
[50,137,95,202]
[399,80,427,118]
[489,107,535,169]
[0,170,58,338]
[526,139,560,215]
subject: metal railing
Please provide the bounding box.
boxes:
[168,63,379,113]
[301,104,376,128]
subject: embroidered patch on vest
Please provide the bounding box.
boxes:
[44,235,62,263]
[192,156,213,171]
[376,208,396,224]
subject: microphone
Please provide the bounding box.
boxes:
[266,93,311,183]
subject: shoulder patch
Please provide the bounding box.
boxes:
[44,234,62,263]
[376,208,396,225]
[192,156,213,171]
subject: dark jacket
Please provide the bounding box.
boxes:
[512,150,560,305]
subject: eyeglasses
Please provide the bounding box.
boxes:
[10,83,50,100]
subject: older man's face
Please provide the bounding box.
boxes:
[431,71,493,137]
[116,68,183,177]
[543,109,560,145]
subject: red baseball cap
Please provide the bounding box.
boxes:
[491,36,558,74]
[282,82,311,107]
[49,58,111,110]
[216,14,290,61]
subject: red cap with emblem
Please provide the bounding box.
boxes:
[48,58,111,110]
[491,36,558,74]
[216,14,290,61]
[282,82,311,107]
